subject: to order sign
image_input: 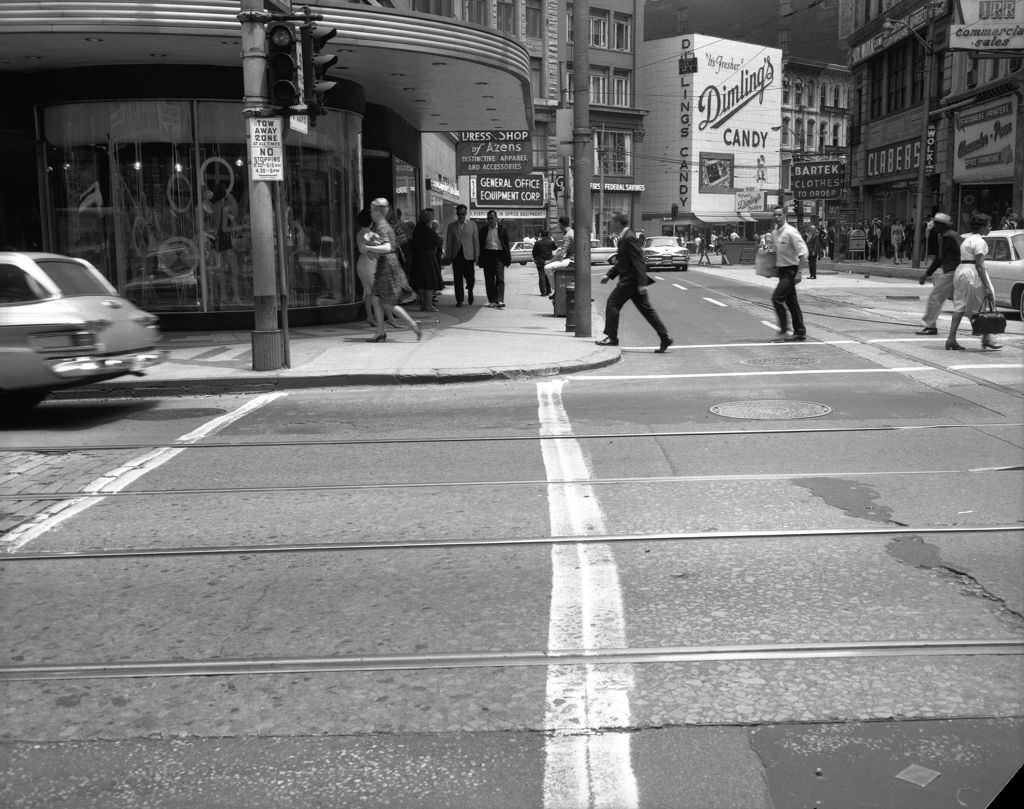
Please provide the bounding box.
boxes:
[791,160,845,200]
[248,117,284,181]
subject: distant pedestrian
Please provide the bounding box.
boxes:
[891,219,906,264]
[916,212,959,336]
[443,204,479,307]
[409,208,444,312]
[945,213,1000,352]
[696,234,711,265]
[531,231,555,296]
[770,206,809,341]
[478,209,512,308]
[368,198,421,343]
[805,222,821,278]
[595,211,673,353]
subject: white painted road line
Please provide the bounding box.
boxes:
[2,392,288,552]
[537,379,638,809]
[703,297,728,307]
[672,283,688,291]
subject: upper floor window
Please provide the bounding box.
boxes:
[594,129,632,176]
[591,10,609,48]
[818,121,828,151]
[531,57,544,99]
[567,7,574,43]
[794,81,804,107]
[807,80,815,106]
[868,57,884,118]
[612,13,633,51]
[611,69,632,107]
[820,84,828,109]
[532,122,548,168]
[497,0,516,35]
[525,0,543,39]
[465,0,487,25]
[781,116,791,147]
[886,42,908,113]
[805,119,815,150]
[412,0,454,15]
[590,67,609,105]
[833,85,842,107]
[782,79,790,105]
[832,123,842,147]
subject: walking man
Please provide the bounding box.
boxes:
[477,209,512,308]
[443,204,479,306]
[916,212,959,335]
[770,206,810,341]
[595,211,673,353]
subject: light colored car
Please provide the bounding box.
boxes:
[510,241,535,265]
[0,252,165,410]
[983,229,1024,319]
[642,236,690,271]
[589,240,617,265]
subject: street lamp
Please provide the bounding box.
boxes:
[883,0,940,268]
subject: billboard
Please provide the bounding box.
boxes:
[950,0,1024,51]
[953,96,1017,183]
[791,160,846,200]
[471,173,545,208]
[456,131,532,175]
[638,35,782,222]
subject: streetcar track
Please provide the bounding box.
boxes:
[3,466,1021,501]
[3,639,1021,682]
[3,421,1022,454]
[4,525,1020,560]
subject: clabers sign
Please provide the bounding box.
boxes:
[791,160,846,200]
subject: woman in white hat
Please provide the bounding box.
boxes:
[367,198,421,342]
[945,212,1000,351]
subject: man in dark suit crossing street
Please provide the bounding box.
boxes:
[595,212,673,353]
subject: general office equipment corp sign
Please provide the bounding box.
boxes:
[471,173,545,208]
[456,130,532,174]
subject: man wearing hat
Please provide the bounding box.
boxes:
[916,212,960,335]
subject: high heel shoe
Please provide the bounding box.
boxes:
[945,341,965,351]
[368,333,387,343]
[412,322,422,341]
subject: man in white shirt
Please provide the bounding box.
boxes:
[770,206,810,341]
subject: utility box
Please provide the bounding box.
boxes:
[552,265,575,316]
[564,285,576,331]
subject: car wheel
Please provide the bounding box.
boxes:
[681,264,688,271]
[1,391,49,412]
[1018,289,1023,321]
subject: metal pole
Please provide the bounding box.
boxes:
[240,0,283,370]
[572,0,592,337]
[911,8,935,269]
[274,181,291,367]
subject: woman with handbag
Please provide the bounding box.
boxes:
[945,213,1000,351]
[367,198,422,343]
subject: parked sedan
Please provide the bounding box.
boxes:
[589,241,617,265]
[642,236,690,271]
[510,241,535,265]
[983,229,1024,319]
[0,252,165,410]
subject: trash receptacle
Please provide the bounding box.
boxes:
[550,261,575,316]
[564,285,576,331]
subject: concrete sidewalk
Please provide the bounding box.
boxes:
[81,255,936,396]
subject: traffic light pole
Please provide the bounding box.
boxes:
[240,0,284,370]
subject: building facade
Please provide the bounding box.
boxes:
[0,1,531,327]
[845,0,1023,249]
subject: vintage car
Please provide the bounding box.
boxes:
[642,236,690,271]
[0,252,165,410]
[983,229,1024,319]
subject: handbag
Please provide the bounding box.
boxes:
[970,300,1006,335]
[754,248,778,277]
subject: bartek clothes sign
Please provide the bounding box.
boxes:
[638,35,782,221]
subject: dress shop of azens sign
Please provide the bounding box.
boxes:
[456,131,532,175]
[953,96,1017,182]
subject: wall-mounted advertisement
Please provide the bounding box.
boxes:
[637,35,782,224]
[953,96,1017,183]
[950,0,1024,51]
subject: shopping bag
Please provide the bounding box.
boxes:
[754,248,778,277]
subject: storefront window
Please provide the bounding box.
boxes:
[43,100,360,314]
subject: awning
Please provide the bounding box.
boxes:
[694,213,745,224]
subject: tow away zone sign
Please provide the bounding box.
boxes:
[248,117,284,181]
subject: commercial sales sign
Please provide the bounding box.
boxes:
[457,130,532,175]
[791,160,845,200]
[471,172,545,208]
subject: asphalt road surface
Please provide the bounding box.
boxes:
[2,266,1022,808]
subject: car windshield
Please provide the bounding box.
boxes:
[645,237,682,248]
[35,259,115,296]
[1013,234,1024,259]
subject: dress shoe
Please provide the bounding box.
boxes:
[945,341,965,351]
[915,327,938,335]
[595,337,619,346]
[496,302,506,309]
[368,333,387,343]
[455,301,463,307]
[785,334,807,342]
[467,292,474,304]
[655,336,674,353]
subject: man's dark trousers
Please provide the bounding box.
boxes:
[480,249,505,304]
[772,265,805,335]
[451,251,475,304]
[604,283,669,341]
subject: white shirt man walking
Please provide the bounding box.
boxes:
[770,206,810,341]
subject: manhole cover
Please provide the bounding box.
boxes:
[742,357,821,367]
[710,400,832,420]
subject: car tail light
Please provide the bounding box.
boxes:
[27,330,101,352]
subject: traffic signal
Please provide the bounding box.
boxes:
[301,23,338,126]
[266,22,301,114]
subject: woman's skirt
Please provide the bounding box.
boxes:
[951,262,988,315]
[372,253,411,307]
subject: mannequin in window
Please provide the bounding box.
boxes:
[211,182,241,306]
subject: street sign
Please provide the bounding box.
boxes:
[678,57,698,75]
[791,159,845,200]
[456,131,532,175]
[247,117,285,181]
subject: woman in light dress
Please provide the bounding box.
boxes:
[945,213,1000,352]
[367,198,421,343]
[355,208,395,328]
